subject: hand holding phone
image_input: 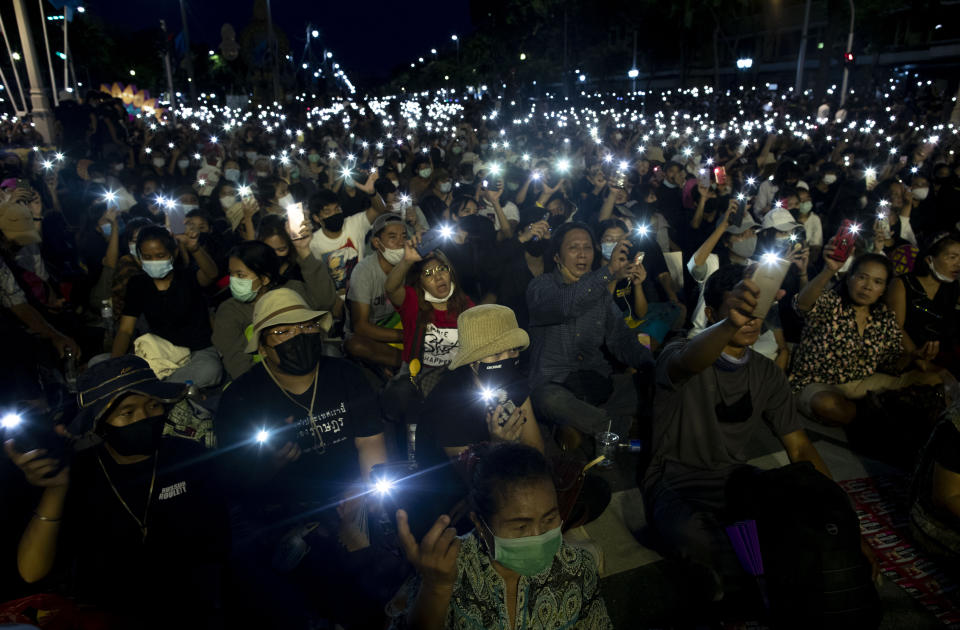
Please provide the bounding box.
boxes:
[828,219,858,263]
[748,255,791,320]
[286,202,305,239]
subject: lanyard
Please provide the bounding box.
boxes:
[97,451,159,543]
[264,364,325,453]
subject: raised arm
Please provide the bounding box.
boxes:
[796,240,843,312]
[386,242,422,308]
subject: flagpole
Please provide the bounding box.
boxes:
[62,8,68,95]
[0,13,29,114]
[37,0,57,106]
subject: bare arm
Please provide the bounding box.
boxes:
[351,302,403,343]
[111,314,138,356]
[355,433,388,482]
[932,463,960,520]
[781,429,832,479]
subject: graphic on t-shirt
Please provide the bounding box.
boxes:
[422,324,459,367]
[292,401,350,454]
[322,242,359,289]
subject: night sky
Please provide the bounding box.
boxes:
[84,0,474,82]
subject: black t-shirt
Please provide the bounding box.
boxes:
[61,438,228,621]
[417,365,530,468]
[122,268,213,350]
[216,359,384,508]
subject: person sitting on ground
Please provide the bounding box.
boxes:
[387,442,613,630]
[111,225,223,388]
[344,213,408,371]
[790,246,941,425]
[886,232,960,374]
[643,264,832,601]
[526,222,653,445]
[416,304,544,469]
[4,356,229,628]
[215,288,397,628]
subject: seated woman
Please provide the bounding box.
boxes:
[886,232,960,373]
[387,442,612,629]
[257,213,338,319]
[213,240,334,381]
[910,407,960,559]
[417,304,544,468]
[789,244,940,425]
[381,243,474,422]
[111,225,223,388]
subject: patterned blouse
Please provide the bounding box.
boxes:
[386,532,613,630]
[789,290,902,392]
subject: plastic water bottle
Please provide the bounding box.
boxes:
[63,347,78,392]
[184,380,201,400]
[100,299,114,338]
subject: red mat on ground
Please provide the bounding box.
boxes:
[840,476,960,628]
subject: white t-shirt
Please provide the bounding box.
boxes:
[308,212,371,290]
[800,213,823,247]
[479,200,519,231]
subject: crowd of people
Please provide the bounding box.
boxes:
[0,75,958,628]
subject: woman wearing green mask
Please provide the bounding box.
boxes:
[213,240,334,380]
[388,443,612,630]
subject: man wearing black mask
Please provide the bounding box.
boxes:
[5,356,229,628]
[216,288,398,627]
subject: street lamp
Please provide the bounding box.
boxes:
[839,0,855,108]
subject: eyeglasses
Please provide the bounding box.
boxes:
[263,320,323,344]
[422,264,450,278]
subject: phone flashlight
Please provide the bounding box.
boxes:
[439,225,454,239]
[531,172,542,181]
[255,428,270,444]
[103,190,117,204]
[42,160,53,171]
[55,152,64,162]
[849,223,861,234]
[556,158,570,173]
[1,412,22,430]
[760,252,780,265]
[636,224,650,237]
[373,477,395,496]
[239,185,252,197]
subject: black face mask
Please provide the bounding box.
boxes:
[459,214,496,241]
[323,213,345,232]
[273,332,324,375]
[101,415,165,456]
[523,239,546,257]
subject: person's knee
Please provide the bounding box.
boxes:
[189,351,223,388]
[810,391,855,424]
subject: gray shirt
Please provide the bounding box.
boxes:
[643,339,803,495]
[347,253,395,326]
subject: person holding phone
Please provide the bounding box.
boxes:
[387,442,612,630]
[790,244,940,425]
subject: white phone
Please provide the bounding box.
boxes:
[286,202,305,238]
[749,257,791,321]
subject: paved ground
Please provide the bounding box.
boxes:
[561,419,950,629]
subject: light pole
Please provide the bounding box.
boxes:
[12,0,54,142]
[451,34,459,91]
[795,0,812,93]
[839,0,855,108]
[178,0,197,100]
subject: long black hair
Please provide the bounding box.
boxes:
[227,240,286,289]
[135,224,179,262]
[469,442,554,522]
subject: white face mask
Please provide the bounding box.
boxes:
[152,157,166,168]
[381,247,405,265]
[224,168,240,182]
[220,195,235,209]
[927,257,956,283]
[798,201,813,214]
[438,181,452,194]
[913,187,929,201]
[424,281,455,303]
[177,159,190,170]
[822,173,838,185]
[278,194,294,208]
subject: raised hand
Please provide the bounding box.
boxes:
[396,510,460,589]
[3,441,70,488]
[724,277,761,329]
[486,404,525,443]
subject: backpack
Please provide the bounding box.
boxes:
[726,463,882,629]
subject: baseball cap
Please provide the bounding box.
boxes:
[761,208,800,232]
[67,355,185,437]
[726,214,758,235]
[370,213,406,239]
[246,288,333,353]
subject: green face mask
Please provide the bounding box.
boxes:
[481,517,562,577]
[230,276,259,303]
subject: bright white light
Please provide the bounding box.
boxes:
[451,34,458,41]
[627,68,639,79]
[579,74,586,82]
[55,152,64,161]
[311,30,319,38]
[238,185,252,197]
[103,190,117,203]
[556,158,571,173]
[761,252,780,265]
[255,429,269,444]
[489,163,502,175]
[736,58,754,70]
[42,160,52,170]
[636,224,650,237]
[439,225,454,239]
[865,167,876,179]
[849,223,861,234]
[479,387,496,402]
[373,478,394,495]
[1,413,22,429]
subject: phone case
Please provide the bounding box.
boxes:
[416,227,449,257]
[750,257,791,320]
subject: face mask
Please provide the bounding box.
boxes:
[798,201,813,214]
[822,173,838,185]
[928,257,956,283]
[418,168,433,179]
[480,517,561,577]
[272,331,323,375]
[452,145,463,155]
[662,180,677,189]
[113,163,124,172]
[344,179,356,189]
[177,159,190,170]
[219,195,235,209]
[101,223,112,237]
[308,153,321,164]
[913,187,929,201]
[475,357,521,389]
[323,213,345,232]
[507,182,520,192]
[424,281,455,303]
[181,204,199,212]
[152,158,166,168]
[256,170,269,178]
[859,195,868,209]
[102,414,165,456]
[376,158,385,167]
[230,276,260,302]
[92,177,106,184]
[142,258,174,279]
[479,143,489,152]
[600,241,617,260]
[438,181,452,194]
[245,151,258,162]
[730,235,757,259]
[224,168,240,182]
[278,194,294,208]
[382,247,405,265]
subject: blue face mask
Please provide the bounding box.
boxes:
[101,223,112,237]
[141,258,173,279]
[601,241,617,260]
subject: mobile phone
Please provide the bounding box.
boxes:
[626,240,645,264]
[828,219,858,263]
[731,195,747,228]
[697,170,711,188]
[416,225,453,257]
[167,206,186,235]
[2,411,70,477]
[16,178,30,190]
[369,461,468,541]
[286,202,305,238]
[634,252,645,266]
[749,256,791,320]
[713,166,727,186]
[876,213,891,240]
